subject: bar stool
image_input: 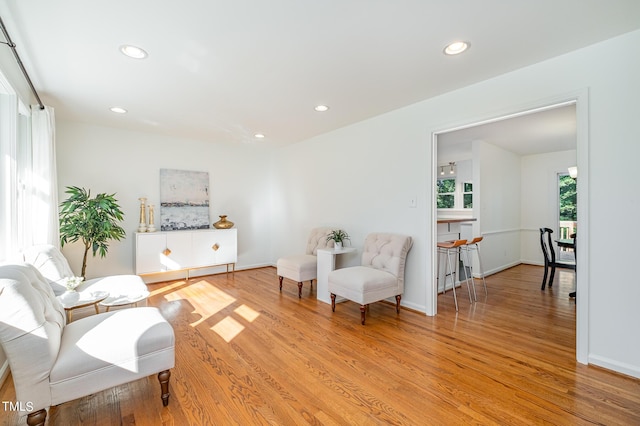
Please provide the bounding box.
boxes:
[437,239,473,311]
[462,236,487,299]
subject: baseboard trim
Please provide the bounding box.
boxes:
[483,260,522,276]
[589,354,640,380]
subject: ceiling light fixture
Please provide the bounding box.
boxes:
[314,105,329,112]
[120,45,148,59]
[110,107,127,114]
[440,166,445,176]
[443,41,469,55]
[254,133,265,139]
[568,166,578,179]
[449,162,456,174]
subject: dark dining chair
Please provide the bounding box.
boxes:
[539,228,576,290]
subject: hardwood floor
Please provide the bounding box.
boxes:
[2,264,639,425]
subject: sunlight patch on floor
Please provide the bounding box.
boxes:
[234,304,259,322]
[162,280,236,326]
[212,316,245,342]
[148,280,187,297]
[154,278,260,340]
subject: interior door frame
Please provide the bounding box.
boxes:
[429,89,589,364]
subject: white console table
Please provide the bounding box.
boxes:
[316,247,357,304]
[135,229,237,281]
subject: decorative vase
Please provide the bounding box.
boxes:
[213,215,234,229]
[147,204,156,232]
[138,197,147,232]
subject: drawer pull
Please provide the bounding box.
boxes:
[212,243,220,251]
[163,248,172,256]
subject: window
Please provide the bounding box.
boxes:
[558,173,577,238]
[0,69,58,261]
[437,178,455,208]
[463,182,473,209]
[437,178,473,209]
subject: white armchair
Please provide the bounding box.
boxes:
[21,244,149,310]
[0,263,175,426]
[328,233,413,325]
[277,227,334,298]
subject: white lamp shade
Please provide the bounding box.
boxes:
[568,166,578,178]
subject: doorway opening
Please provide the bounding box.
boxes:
[431,94,588,363]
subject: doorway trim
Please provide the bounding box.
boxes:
[429,88,589,364]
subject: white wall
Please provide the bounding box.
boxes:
[271,114,428,311]
[521,150,577,264]
[271,30,640,378]
[56,121,274,280]
[476,141,522,275]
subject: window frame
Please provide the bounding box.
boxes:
[437,177,456,209]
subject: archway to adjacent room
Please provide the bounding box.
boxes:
[429,92,588,364]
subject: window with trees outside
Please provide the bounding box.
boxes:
[463,182,473,209]
[437,178,455,208]
[558,173,577,238]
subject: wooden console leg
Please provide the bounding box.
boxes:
[158,370,171,407]
[26,409,46,426]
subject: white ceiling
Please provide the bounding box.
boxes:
[438,102,577,157]
[1,1,640,147]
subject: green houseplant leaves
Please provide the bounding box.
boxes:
[326,229,350,244]
[59,186,126,277]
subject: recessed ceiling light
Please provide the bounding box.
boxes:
[110,107,127,114]
[120,45,148,59]
[254,133,265,139]
[443,41,470,55]
[314,105,329,112]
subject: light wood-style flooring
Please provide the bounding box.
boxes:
[2,264,639,425]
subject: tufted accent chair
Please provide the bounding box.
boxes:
[328,233,413,324]
[277,227,335,298]
[0,263,175,426]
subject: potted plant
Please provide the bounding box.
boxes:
[59,186,126,277]
[327,229,350,250]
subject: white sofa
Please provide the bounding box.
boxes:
[21,244,149,310]
[0,263,175,426]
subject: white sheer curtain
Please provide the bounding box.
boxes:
[0,92,19,261]
[22,105,59,248]
[0,100,58,261]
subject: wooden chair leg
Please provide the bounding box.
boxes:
[278,276,283,291]
[297,282,303,298]
[360,305,366,325]
[330,293,336,311]
[158,370,171,407]
[548,265,556,288]
[541,265,548,290]
[27,409,47,426]
[395,295,401,314]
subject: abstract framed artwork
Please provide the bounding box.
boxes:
[160,169,210,231]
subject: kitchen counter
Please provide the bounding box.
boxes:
[437,218,477,224]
